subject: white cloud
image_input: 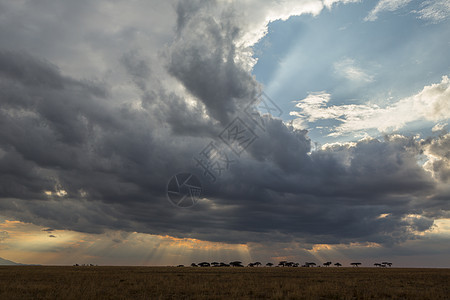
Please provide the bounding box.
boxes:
[414,0,450,23]
[432,123,448,132]
[208,0,361,49]
[365,0,412,22]
[229,0,326,47]
[323,0,361,9]
[365,0,450,23]
[290,76,450,135]
[423,133,450,182]
[334,58,374,82]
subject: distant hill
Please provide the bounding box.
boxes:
[0,257,23,265]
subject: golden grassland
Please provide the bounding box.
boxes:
[0,266,449,299]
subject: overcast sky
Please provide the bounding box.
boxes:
[0,0,449,267]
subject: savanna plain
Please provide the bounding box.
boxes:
[0,266,449,299]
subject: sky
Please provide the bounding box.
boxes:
[0,0,449,267]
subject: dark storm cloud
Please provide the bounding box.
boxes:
[120,50,218,138]
[193,134,437,245]
[0,0,448,250]
[168,0,259,125]
[0,50,188,206]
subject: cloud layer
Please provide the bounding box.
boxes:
[291,75,450,136]
[0,0,449,259]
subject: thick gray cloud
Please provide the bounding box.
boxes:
[424,133,450,182]
[0,0,448,253]
[168,1,259,125]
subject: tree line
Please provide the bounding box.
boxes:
[178,261,393,267]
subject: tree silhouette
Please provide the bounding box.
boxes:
[266,262,273,267]
[323,261,332,267]
[334,262,342,267]
[191,263,198,267]
[350,262,361,267]
[381,262,392,267]
[198,262,210,267]
[278,261,288,267]
[229,261,243,267]
[247,263,255,267]
[211,262,219,267]
[374,263,382,267]
[254,262,261,267]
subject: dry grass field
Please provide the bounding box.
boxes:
[0,266,448,299]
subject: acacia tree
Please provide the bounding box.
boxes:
[229,261,243,267]
[350,262,361,267]
[334,262,342,267]
[323,262,332,267]
[278,261,288,267]
[266,262,273,267]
